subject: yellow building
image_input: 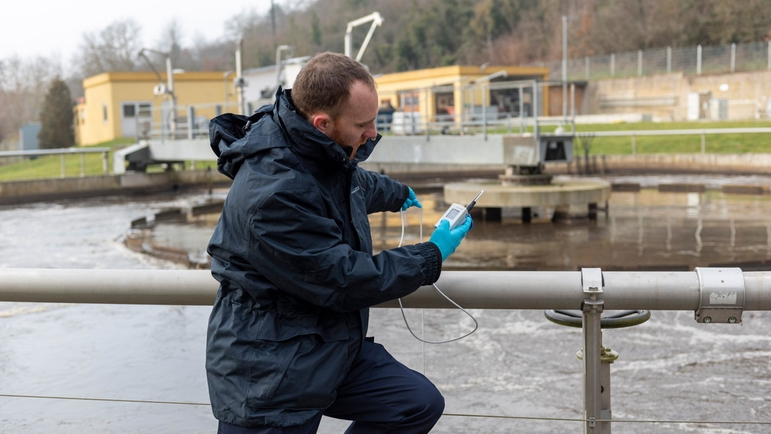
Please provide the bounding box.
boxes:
[74,71,235,146]
[74,64,551,146]
[373,65,551,123]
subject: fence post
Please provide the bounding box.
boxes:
[187,106,195,140]
[610,53,615,77]
[638,50,642,76]
[731,43,736,73]
[697,45,702,75]
[585,56,590,80]
[60,154,66,179]
[102,151,109,175]
[667,46,672,73]
[80,153,85,178]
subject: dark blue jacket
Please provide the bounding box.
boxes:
[205,89,442,427]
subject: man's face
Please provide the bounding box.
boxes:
[324,80,379,159]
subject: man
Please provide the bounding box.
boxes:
[206,51,473,433]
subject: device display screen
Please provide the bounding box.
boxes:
[446,208,460,220]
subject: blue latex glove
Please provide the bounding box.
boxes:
[429,215,473,261]
[401,187,422,211]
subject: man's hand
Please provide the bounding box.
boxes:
[429,215,473,261]
[401,187,422,211]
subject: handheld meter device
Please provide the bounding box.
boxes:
[435,190,484,230]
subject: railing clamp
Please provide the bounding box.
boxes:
[582,267,604,296]
[694,267,745,324]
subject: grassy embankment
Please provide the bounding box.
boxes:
[0,138,217,182]
[1,120,770,182]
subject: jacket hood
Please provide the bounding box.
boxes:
[209,88,381,180]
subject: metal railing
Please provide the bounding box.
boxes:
[581,127,771,155]
[0,147,111,178]
[1,267,770,433]
[532,40,771,81]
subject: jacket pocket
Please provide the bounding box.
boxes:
[246,338,302,401]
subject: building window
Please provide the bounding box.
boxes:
[123,104,136,118]
[102,104,108,124]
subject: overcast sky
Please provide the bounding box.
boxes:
[1,0,285,67]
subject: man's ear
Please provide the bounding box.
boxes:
[311,113,332,134]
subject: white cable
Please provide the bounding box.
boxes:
[397,208,478,344]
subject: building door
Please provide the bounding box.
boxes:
[121,102,153,138]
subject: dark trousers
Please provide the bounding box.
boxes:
[217,339,444,434]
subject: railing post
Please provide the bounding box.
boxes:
[667,46,672,74]
[610,53,615,77]
[187,106,195,140]
[585,56,590,80]
[697,45,702,75]
[60,154,66,179]
[731,43,736,73]
[637,50,642,76]
[103,151,109,175]
[581,268,607,434]
[482,84,488,141]
[80,152,85,177]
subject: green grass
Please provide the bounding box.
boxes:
[0,138,135,182]
[487,120,771,155]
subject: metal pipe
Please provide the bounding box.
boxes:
[1,269,770,311]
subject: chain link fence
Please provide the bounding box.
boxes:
[533,41,771,81]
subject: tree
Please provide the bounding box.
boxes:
[73,19,143,78]
[38,78,74,149]
[0,55,62,145]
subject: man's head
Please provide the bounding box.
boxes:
[291,52,379,159]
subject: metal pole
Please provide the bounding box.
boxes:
[187,106,194,140]
[236,39,244,115]
[610,54,615,77]
[571,83,576,119]
[2,269,771,311]
[166,56,177,137]
[667,46,672,73]
[80,152,85,177]
[562,15,568,120]
[533,81,540,140]
[482,84,488,140]
[425,88,430,141]
[581,268,604,434]
[585,56,590,80]
[731,43,736,73]
[60,154,66,178]
[637,50,642,76]
[103,151,109,174]
[519,86,524,133]
[697,44,702,75]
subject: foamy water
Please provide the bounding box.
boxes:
[0,182,770,433]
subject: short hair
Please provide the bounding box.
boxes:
[291,52,375,120]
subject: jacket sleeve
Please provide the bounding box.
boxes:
[246,187,441,313]
[355,168,409,214]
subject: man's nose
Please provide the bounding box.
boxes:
[364,123,378,140]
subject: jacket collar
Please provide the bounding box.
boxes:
[275,88,381,171]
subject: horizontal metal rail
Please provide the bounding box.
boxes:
[1,268,770,312]
[581,127,771,137]
[0,148,111,178]
[0,147,110,158]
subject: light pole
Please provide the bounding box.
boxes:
[562,15,577,121]
[138,48,178,137]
